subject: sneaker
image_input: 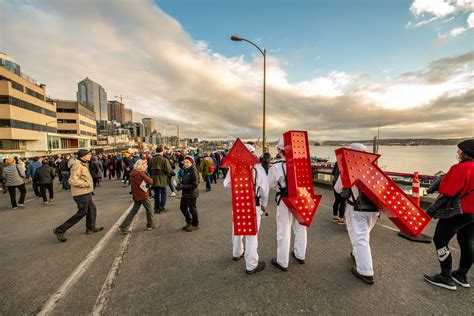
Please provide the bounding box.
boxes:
[18,204,25,208]
[43,201,48,205]
[351,267,374,285]
[146,225,157,231]
[118,227,132,235]
[86,227,104,234]
[291,251,305,264]
[332,216,340,223]
[182,224,192,231]
[246,261,266,274]
[170,192,176,197]
[452,271,470,288]
[424,274,456,291]
[185,226,199,232]
[53,228,67,242]
[49,199,54,202]
[233,251,245,261]
[271,258,288,272]
[12,207,17,210]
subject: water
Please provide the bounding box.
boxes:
[258,145,459,176]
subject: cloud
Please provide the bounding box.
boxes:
[1,0,472,141]
[408,0,474,39]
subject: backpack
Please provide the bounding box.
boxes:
[275,162,288,205]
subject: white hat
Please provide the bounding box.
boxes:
[349,143,367,152]
[276,138,285,150]
[244,144,255,153]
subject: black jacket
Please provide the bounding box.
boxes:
[34,165,55,184]
[177,166,199,199]
[59,159,70,172]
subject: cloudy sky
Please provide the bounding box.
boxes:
[0,0,473,141]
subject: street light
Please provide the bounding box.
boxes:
[166,123,180,148]
[45,120,57,155]
[231,34,266,151]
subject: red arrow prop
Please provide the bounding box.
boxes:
[221,138,260,236]
[335,148,431,237]
[281,130,321,227]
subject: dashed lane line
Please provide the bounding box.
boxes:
[37,202,134,316]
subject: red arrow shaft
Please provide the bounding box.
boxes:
[230,164,258,236]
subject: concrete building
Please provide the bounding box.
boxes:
[123,122,144,139]
[77,77,108,121]
[107,100,125,124]
[54,100,97,149]
[124,107,132,123]
[142,117,155,137]
[0,53,59,157]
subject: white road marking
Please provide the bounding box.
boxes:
[37,202,134,316]
[92,207,143,315]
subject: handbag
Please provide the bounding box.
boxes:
[426,195,461,219]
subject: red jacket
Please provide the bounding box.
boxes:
[130,169,153,201]
[439,161,474,214]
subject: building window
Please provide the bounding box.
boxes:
[25,87,45,101]
[48,137,60,149]
[57,119,77,124]
[79,139,88,148]
[57,108,77,113]
[0,140,23,150]
[57,130,78,135]
[0,119,56,133]
[11,81,24,92]
[0,95,56,118]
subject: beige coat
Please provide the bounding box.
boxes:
[68,159,93,196]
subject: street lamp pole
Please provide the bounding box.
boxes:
[167,123,180,147]
[231,35,267,151]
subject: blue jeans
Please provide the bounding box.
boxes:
[61,171,70,190]
[153,186,167,212]
[204,175,211,191]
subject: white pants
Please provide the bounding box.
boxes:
[232,207,263,271]
[276,203,307,268]
[345,206,379,276]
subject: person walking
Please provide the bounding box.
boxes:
[224,144,268,274]
[268,139,307,272]
[424,139,474,290]
[334,143,379,285]
[176,156,200,232]
[34,159,55,204]
[118,159,156,234]
[149,146,173,213]
[59,154,71,190]
[89,155,103,189]
[53,150,104,242]
[331,163,346,224]
[199,152,214,191]
[26,156,42,198]
[2,157,27,209]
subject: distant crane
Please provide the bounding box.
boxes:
[115,94,136,104]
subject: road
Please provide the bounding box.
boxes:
[0,177,472,315]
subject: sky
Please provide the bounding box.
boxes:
[0,0,473,141]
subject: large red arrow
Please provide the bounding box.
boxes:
[221,138,260,236]
[281,130,321,227]
[335,148,431,236]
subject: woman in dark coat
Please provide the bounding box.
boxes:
[176,155,200,232]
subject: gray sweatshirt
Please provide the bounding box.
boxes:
[2,164,26,187]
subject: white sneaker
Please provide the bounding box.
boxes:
[170,192,176,197]
[50,199,54,202]
[18,204,25,208]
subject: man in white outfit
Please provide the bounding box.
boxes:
[334,143,380,284]
[224,144,269,274]
[268,139,307,272]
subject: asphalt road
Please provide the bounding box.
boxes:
[0,177,472,315]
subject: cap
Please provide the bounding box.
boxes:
[458,139,474,158]
[76,149,91,158]
[349,143,367,152]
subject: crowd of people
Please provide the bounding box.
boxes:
[1,138,473,290]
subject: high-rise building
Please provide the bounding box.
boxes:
[124,107,133,123]
[76,77,108,121]
[0,52,58,155]
[107,100,125,124]
[142,118,155,137]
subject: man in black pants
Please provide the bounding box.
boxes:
[53,150,103,242]
[34,159,55,204]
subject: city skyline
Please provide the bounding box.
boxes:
[0,0,472,141]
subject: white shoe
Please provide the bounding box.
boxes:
[170,192,176,197]
[49,199,54,202]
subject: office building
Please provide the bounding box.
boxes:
[76,77,108,121]
[124,107,132,123]
[107,100,125,124]
[0,52,59,156]
[142,117,155,137]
